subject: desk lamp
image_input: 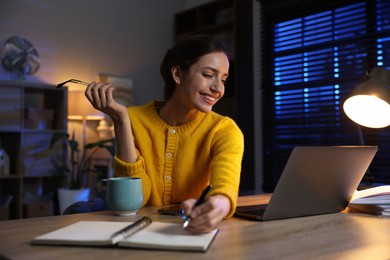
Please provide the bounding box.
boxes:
[343,67,390,128]
[343,67,390,185]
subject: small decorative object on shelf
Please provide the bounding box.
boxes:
[24,107,54,130]
[96,119,114,138]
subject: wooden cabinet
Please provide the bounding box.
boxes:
[174,0,256,194]
[0,80,68,219]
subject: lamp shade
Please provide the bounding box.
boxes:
[343,67,390,128]
[68,91,105,120]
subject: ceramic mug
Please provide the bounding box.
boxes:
[98,177,143,216]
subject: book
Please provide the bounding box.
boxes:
[31,216,218,252]
[349,185,390,216]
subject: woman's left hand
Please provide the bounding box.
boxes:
[180,194,231,234]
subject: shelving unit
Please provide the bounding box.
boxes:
[175,0,235,38]
[174,0,256,194]
[0,80,68,219]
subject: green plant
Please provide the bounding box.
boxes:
[49,132,115,190]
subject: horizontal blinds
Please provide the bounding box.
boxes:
[260,0,390,192]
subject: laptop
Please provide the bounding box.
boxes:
[234,146,378,221]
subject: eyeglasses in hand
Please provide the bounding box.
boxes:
[56,79,89,88]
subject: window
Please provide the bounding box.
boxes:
[260,0,390,192]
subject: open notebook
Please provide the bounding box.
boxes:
[235,146,378,221]
[31,217,218,252]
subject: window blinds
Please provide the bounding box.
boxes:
[260,0,390,192]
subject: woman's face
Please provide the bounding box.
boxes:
[177,52,229,113]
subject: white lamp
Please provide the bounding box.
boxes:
[343,67,390,185]
[343,67,390,128]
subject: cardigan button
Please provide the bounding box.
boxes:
[169,128,176,134]
[166,152,173,158]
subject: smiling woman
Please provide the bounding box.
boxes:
[83,35,244,234]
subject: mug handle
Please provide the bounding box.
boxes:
[97,179,108,199]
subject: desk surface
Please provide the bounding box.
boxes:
[1,194,390,260]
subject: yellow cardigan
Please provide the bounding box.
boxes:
[114,101,244,218]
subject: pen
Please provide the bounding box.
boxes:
[110,216,152,244]
[182,184,212,229]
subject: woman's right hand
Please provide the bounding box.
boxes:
[84,82,128,122]
[86,82,137,164]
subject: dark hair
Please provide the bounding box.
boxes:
[160,35,229,101]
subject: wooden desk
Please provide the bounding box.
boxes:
[1,194,390,259]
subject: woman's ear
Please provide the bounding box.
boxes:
[171,66,181,85]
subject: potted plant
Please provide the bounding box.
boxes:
[49,131,115,214]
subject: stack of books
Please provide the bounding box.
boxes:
[349,185,390,216]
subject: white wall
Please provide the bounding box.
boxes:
[0,0,189,104]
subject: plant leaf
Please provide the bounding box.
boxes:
[49,132,69,148]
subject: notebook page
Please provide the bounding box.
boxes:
[32,221,132,246]
[118,222,218,252]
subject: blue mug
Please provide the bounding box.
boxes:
[98,177,143,216]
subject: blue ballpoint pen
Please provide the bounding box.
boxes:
[182,185,212,229]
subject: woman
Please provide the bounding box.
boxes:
[85,35,244,233]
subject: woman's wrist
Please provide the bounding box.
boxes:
[111,108,129,124]
[211,194,231,218]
